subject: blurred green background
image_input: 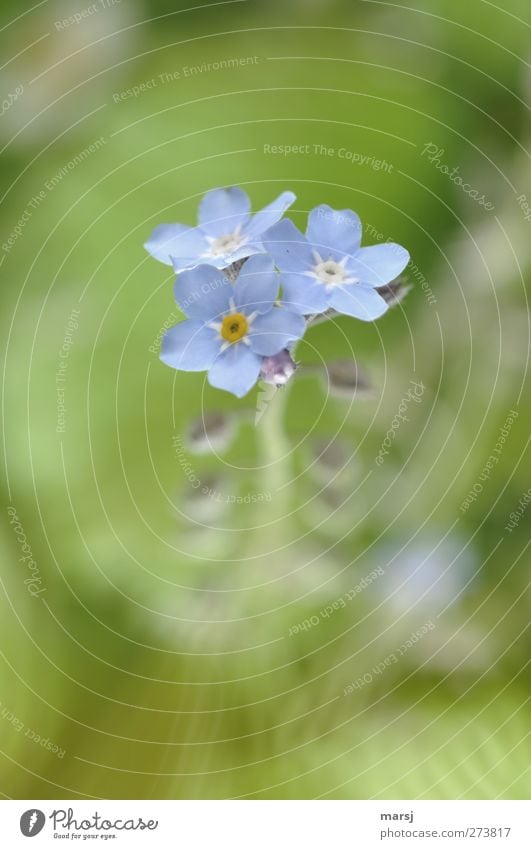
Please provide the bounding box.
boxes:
[1,0,529,799]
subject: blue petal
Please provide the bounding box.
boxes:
[208,343,262,398]
[329,283,388,321]
[249,307,306,356]
[306,204,362,257]
[233,254,279,314]
[173,263,233,320]
[198,187,251,237]
[262,218,315,273]
[346,243,410,287]
[244,191,296,240]
[280,271,330,315]
[144,223,207,267]
[196,242,265,270]
[160,320,220,371]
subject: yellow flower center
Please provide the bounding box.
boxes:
[220,312,248,343]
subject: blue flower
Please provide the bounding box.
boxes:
[160,254,306,397]
[145,187,296,271]
[263,204,410,320]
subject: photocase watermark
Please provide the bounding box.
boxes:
[420,142,495,211]
[20,808,159,837]
[2,138,106,255]
[2,190,47,255]
[1,84,23,116]
[460,409,518,513]
[180,273,228,311]
[56,308,81,433]
[113,56,261,102]
[263,142,393,172]
[516,193,531,223]
[149,311,179,354]
[0,700,65,758]
[20,810,45,837]
[319,206,362,229]
[44,137,106,193]
[343,620,436,695]
[49,808,158,835]
[149,275,231,354]
[201,483,271,505]
[408,260,436,306]
[365,222,436,305]
[172,435,271,503]
[288,567,384,636]
[54,0,121,30]
[6,506,46,597]
[316,144,394,173]
[375,380,426,465]
[504,487,531,533]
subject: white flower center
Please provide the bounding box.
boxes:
[309,251,359,290]
[314,259,347,285]
[206,224,245,257]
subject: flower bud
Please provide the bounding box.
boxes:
[259,349,296,386]
[324,359,374,399]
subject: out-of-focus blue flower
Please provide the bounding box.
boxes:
[375,537,475,614]
[145,187,296,271]
[263,204,410,320]
[160,254,306,397]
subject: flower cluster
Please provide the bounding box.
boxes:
[145,187,410,397]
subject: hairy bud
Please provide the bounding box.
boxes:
[259,349,297,386]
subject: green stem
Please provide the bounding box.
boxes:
[254,382,294,545]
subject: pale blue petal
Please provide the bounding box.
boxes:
[262,218,314,273]
[244,191,296,239]
[346,243,410,287]
[249,308,306,356]
[198,187,251,237]
[233,254,279,314]
[329,283,388,321]
[207,344,262,398]
[280,271,330,315]
[144,223,207,267]
[160,321,220,371]
[306,204,362,257]
[198,241,265,270]
[173,263,233,320]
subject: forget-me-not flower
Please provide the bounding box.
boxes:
[160,254,306,397]
[145,187,296,271]
[263,204,410,320]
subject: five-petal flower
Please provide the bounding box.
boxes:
[263,204,410,321]
[145,187,296,271]
[160,254,306,397]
